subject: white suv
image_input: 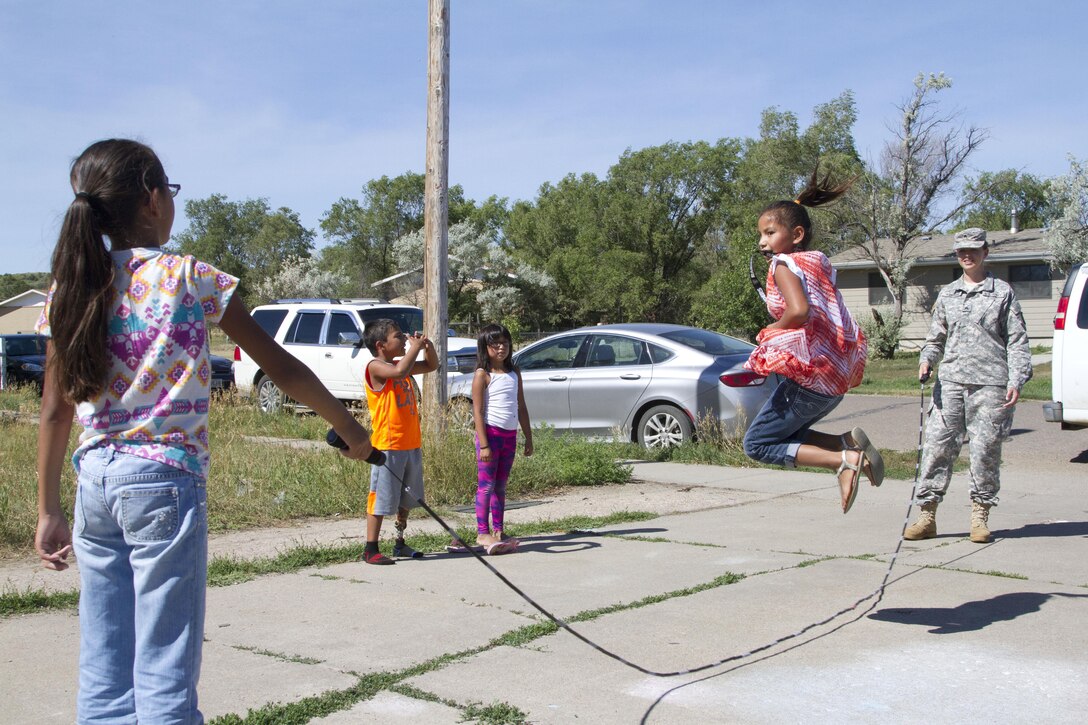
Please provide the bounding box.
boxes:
[233,299,478,413]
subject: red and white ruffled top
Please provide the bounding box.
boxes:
[745,250,866,396]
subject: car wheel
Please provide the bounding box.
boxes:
[446,397,474,431]
[256,375,285,414]
[638,404,692,448]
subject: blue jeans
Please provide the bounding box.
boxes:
[73,447,208,724]
[743,378,844,467]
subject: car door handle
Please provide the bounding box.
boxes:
[548,375,568,382]
[620,373,641,380]
[324,353,333,358]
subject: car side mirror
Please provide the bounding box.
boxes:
[338,331,363,347]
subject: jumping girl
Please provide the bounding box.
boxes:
[469,324,532,555]
[35,139,374,722]
[742,168,885,513]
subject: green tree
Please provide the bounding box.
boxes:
[688,255,768,342]
[171,195,315,302]
[504,172,609,325]
[696,91,863,338]
[1046,155,1088,269]
[953,169,1049,231]
[603,140,741,321]
[251,255,350,305]
[0,272,51,301]
[394,221,556,328]
[505,141,742,325]
[319,172,475,292]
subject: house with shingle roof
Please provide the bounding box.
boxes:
[829,228,1061,348]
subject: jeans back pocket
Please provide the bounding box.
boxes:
[121,487,180,542]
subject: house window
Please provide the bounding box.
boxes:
[867,273,893,306]
[1009,264,1052,299]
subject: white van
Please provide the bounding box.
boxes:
[1043,263,1088,429]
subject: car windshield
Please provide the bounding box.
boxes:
[3,336,46,356]
[658,329,753,356]
[355,307,425,336]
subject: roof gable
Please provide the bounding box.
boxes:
[0,288,47,308]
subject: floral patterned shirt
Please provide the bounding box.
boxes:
[37,248,237,478]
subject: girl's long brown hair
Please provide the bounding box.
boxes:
[49,139,167,402]
[761,164,856,250]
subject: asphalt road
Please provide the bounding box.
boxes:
[826,393,1088,472]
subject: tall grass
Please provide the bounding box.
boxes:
[0,393,632,554]
[0,382,41,413]
[0,417,78,554]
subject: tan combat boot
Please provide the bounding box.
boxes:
[904,502,938,540]
[970,501,992,543]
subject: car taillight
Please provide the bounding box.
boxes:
[233,345,241,361]
[1054,296,1069,331]
[720,371,766,387]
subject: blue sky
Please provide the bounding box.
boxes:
[1,0,1084,274]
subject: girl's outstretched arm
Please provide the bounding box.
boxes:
[515,370,533,457]
[471,368,491,461]
[766,264,809,330]
[217,296,374,460]
[36,343,74,570]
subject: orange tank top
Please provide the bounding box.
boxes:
[365,363,422,450]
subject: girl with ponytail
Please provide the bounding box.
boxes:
[35,139,375,722]
[741,166,885,514]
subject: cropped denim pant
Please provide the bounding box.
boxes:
[743,378,844,467]
[73,447,208,724]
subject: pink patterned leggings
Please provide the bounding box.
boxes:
[476,425,517,535]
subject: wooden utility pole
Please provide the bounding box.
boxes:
[422,0,450,434]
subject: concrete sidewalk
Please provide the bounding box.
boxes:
[2,455,1086,724]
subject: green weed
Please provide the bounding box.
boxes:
[460,701,530,725]
[0,586,80,617]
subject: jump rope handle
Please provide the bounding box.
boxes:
[326,429,387,466]
[919,371,931,384]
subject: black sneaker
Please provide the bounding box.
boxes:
[392,541,423,559]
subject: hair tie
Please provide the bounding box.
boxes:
[793,198,803,206]
[74,191,93,202]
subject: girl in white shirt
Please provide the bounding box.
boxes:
[471,324,533,554]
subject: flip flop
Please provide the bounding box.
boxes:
[837,449,865,514]
[486,540,518,556]
[445,543,484,554]
[851,427,885,487]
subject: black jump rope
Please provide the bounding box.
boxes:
[324,252,925,675]
[326,376,929,678]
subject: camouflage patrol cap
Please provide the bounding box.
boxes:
[953,227,987,250]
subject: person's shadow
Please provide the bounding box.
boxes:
[869,591,1088,634]
[997,521,1088,539]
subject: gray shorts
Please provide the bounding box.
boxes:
[367,448,425,516]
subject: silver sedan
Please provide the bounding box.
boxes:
[447,323,776,447]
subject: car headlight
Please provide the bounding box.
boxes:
[19,362,44,372]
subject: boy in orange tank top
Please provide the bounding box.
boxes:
[361,319,438,564]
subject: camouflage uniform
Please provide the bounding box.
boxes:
[916,273,1032,506]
